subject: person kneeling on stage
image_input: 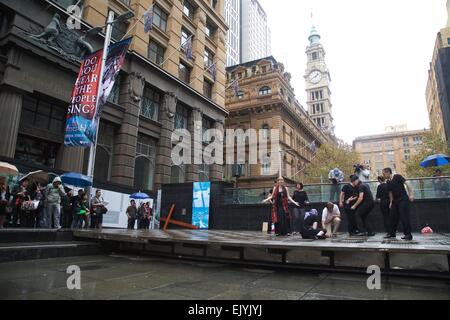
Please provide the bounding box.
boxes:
[301,209,327,240]
[322,202,341,238]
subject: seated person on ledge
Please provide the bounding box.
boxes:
[322,202,341,238]
[301,209,327,240]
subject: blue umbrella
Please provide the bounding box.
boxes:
[420,154,450,168]
[130,192,150,200]
[61,172,93,188]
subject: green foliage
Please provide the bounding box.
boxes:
[303,140,360,184]
[404,133,450,178]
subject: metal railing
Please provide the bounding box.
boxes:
[223,177,450,205]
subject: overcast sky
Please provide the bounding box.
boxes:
[258,0,447,143]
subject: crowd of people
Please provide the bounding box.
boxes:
[263,166,416,241]
[0,176,110,230]
[125,200,153,230]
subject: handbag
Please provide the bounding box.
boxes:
[100,207,108,215]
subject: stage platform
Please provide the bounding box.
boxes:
[74,230,450,278]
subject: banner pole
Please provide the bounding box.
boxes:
[86,11,114,201]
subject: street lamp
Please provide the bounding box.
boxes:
[85,10,134,200]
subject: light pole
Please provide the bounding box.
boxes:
[86,10,134,199]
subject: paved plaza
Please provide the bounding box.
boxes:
[1,254,450,300]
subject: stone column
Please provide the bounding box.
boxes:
[110,73,144,187]
[210,120,224,181]
[185,107,202,182]
[154,92,177,190]
[0,88,22,158]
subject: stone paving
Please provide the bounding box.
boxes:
[0,254,450,300]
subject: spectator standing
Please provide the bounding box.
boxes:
[126,200,137,230]
[43,177,66,229]
[91,190,107,230]
[329,168,344,202]
[12,178,30,227]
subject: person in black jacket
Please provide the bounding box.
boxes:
[291,183,309,235]
[351,180,376,237]
[376,176,391,236]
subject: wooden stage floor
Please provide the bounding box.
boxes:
[74,230,450,278]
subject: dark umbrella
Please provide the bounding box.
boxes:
[61,172,93,188]
[420,154,450,168]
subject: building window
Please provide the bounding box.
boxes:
[175,105,189,130]
[21,95,66,135]
[148,40,165,65]
[15,135,59,168]
[403,137,409,147]
[262,155,271,175]
[211,0,218,10]
[171,164,185,184]
[94,121,115,182]
[199,163,210,182]
[179,62,191,83]
[312,52,318,60]
[135,135,156,191]
[118,0,131,6]
[237,91,244,100]
[183,0,195,20]
[109,10,128,41]
[259,86,272,96]
[261,124,269,139]
[107,73,121,104]
[204,49,214,69]
[181,29,192,46]
[205,21,216,39]
[413,136,423,146]
[141,86,161,121]
[203,79,213,98]
[311,90,323,101]
[152,5,168,31]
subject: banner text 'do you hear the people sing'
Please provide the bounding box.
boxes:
[64,38,131,147]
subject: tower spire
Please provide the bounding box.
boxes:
[308,8,321,45]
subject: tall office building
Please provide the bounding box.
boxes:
[240,0,272,63]
[225,0,241,66]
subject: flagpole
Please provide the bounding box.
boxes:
[213,79,238,99]
[120,4,154,41]
[193,60,218,83]
[86,11,114,202]
[159,35,193,66]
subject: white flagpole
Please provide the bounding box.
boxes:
[213,79,238,99]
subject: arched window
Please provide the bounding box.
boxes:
[135,135,156,191]
[199,164,210,182]
[94,145,111,182]
[237,91,245,99]
[258,86,272,96]
[261,154,271,176]
[171,164,185,184]
[261,124,270,139]
[134,156,155,191]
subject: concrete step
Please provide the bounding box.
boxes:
[0,241,103,263]
[0,229,74,243]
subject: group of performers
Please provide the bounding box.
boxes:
[263,167,414,241]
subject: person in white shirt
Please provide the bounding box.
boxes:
[322,202,341,238]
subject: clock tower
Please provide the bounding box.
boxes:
[305,25,334,133]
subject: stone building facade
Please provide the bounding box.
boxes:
[224,56,329,189]
[0,0,229,193]
[426,25,450,143]
[353,128,430,177]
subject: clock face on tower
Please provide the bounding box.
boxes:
[309,70,322,84]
